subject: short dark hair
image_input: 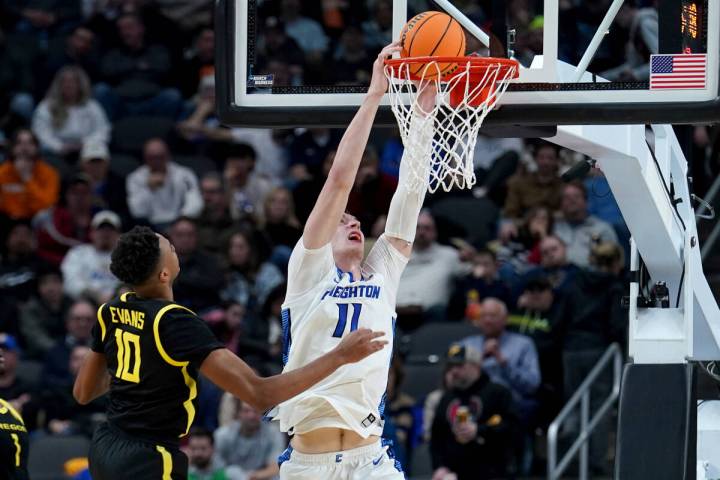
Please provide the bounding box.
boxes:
[474,247,497,261]
[110,226,161,285]
[188,426,214,444]
[564,180,588,200]
[220,142,256,162]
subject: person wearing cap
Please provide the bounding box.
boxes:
[35,172,95,266]
[0,128,60,221]
[80,139,129,220]
[0,334,32,415]
[430,343,514,480]
[0,346,30,479]
[509,276,565,428]
[60,210,121,304]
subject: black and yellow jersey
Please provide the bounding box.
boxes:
[0,398,29,480]
[91,292,224,445]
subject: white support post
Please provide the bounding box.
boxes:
[433,0,490,47]
[571,0,625,82]
[549,124,720,363]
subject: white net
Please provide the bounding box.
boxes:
[384,58,518,193]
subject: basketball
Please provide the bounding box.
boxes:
[400,11,466,79]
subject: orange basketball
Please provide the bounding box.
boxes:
[400,11,466,79]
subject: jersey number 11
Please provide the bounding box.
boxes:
[332,303,362,338]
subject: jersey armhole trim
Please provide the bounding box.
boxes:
[97,303,107,341]
[0,398,25,425]
[152,303,198,437]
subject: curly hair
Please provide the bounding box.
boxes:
[110,226,161,285]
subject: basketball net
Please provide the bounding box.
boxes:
[384,57,518,193]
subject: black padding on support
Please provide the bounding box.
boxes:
[615,363,696,480]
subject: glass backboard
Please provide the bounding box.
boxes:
[215,0,720,128]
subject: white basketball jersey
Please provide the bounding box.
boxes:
[270,234,407,438]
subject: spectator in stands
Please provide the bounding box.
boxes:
[259,186,302,251]
[0,220,40,304]
[220,230,284,313]
[0,333,33,413]
[522,235,578,295]
[384,357,417,468]
[448,248,513,321]
[188,427,244,480]
[430,343,514,480]
[292,148,334,223]
[462,298,540,425]
[3,0,82,38]
[175,74,230,152]
[60,210,121,304]
[509,276,565,428]
[346,146,398,236]
[0,128,60,220]
[35,173,94,266]
[20,266,73,360]
[562,241,626,475]
[167,217,224,313]
[43,26,99,85]
[37,344,105,437]
[288,128,339,182]
[126,138,203,228]
[244,283,285,368]
[43,298,95,385]
[214,398,284,479]
[228,127,291,182]
[553,181,618,267]
[601,3,658,81]
[95,13,183,120]
[256,17,305,85]
[501,142,563,240]
[222,143,274,221]
[471,135,523,204]
[32,65,110,158]
[196,172,235,254]
[178,27,215,98]
[362,0,393,50]
[397,210,465,323]
[332,25,374,85]
[280,0,329,63]
[0,33,35,124]
[79,139,129,220]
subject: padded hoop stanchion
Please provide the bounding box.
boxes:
[383,56,519,193]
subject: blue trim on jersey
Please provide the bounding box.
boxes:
[378,316,397,420]
[281,308,292,366]
[278,445,293,466]
[381,438,405,474]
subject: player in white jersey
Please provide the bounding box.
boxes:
[270,42,436,479]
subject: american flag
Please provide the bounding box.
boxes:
[649,54,707,90]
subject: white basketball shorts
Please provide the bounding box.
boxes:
[278,439,405,480]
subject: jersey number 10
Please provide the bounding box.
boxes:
[332,303,362,338]
[115,329,142,383]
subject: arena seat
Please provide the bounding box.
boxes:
[409,441,433,480]
[110,115,175,155]
[406,322,481,363]
[15,360,43,390]
[28,435,90,480]
[431,197,499,248]
[399,362,444,400]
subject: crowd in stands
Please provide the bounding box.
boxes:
[0,1,718,479]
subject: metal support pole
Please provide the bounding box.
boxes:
[572,0,626,81]
[580,393,590,480]
[434,0,490,47]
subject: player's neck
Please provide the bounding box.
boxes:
[335,260,363,282]
[133,283,174,302]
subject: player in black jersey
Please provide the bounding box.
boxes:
[74,226,387,480]
[0,344,29,480]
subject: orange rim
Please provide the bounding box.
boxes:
[384,56,519,82]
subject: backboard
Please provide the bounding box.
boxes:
[215,0,720,128]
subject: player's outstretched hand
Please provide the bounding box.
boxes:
[367,42,402,100]
[334,328,388,364]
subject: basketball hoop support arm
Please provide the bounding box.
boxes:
[433,0,490,47]
[548,123,720,363]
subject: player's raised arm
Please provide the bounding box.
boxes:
[383,83,437,258]
[200,328,387,412]
[302,42,400,249]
